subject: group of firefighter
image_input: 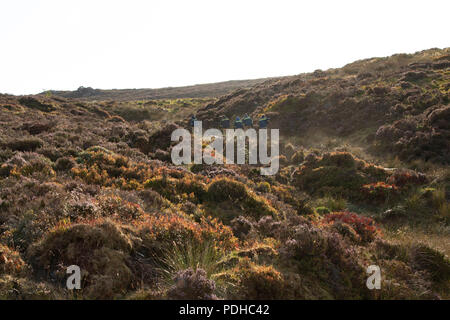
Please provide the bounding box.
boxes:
[189,113,269,129]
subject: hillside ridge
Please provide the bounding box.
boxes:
[43,78,276,101]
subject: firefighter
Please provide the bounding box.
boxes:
[243,113,253,127]
[258,114,269,128]
[234,116,243,129]
[189,115,197,127]
[220,115,230,129]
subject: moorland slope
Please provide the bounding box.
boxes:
[0,48,448,299]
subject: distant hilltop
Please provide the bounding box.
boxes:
[44,78,275,101]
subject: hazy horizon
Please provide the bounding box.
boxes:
[1,0,449,95]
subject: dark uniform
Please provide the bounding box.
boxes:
[234,116,243,129]
[220,116,230,129]
[189,115,197,127]
[259,115,269,128]
[243,114,253,127]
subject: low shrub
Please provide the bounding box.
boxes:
[320,152,358,168]
[280,222,367,298]
[429,187,449,222]
[0,164,12,177]
[18,154,54,178]
[404,192,427,215]
[294,165,366,198]
[330,221,361,243]
[18,97,56,112]
[315,206,331,215]
[315,196,347,212]
[167,268,218,300]
[374,259,435,300]
[135,214,238,256]
[256,181,271,193]
[38,147,64,162]
[21,121,54,135]
[6,137,44,152]
[27,220,134,299]
[380,206,408,221]
[64,197,100,220]
[153,149,171,162]
[0,275,61,299]
[230,216,254,239]
[0,244,27,276]
[387,169,428,188]
[207,178,247,202]
[410,244,450,283]
[281,224,329,258]
[97,194,144,221]
[206,177,278,222]
[230,259,285,299]
[320,211,380,243]
[361,182,400,203]
[144,174,208,203]
[0,149,13,163]
[293,152,388,199]
[54,156,76,171]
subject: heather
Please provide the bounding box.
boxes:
[0,48,449,300]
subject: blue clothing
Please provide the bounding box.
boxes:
[234,117,243,129]
[243,117,253,127]
[259,118,268,128]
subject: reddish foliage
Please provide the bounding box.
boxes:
[387,169,427,188]
[320,211,380,242]
[361,182,399,202]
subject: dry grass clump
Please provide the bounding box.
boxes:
[205,177,278,222]
[410,244,450,283]
[0,244,27,276]
[293,152,390,199]
[228,258,286,299]
[144,172,208,203]
[0,275,61,300]
[134,214,238,255]
[71,147,155,188]
[27,220,134,299]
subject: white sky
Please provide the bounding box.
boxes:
[1,0,449,95]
